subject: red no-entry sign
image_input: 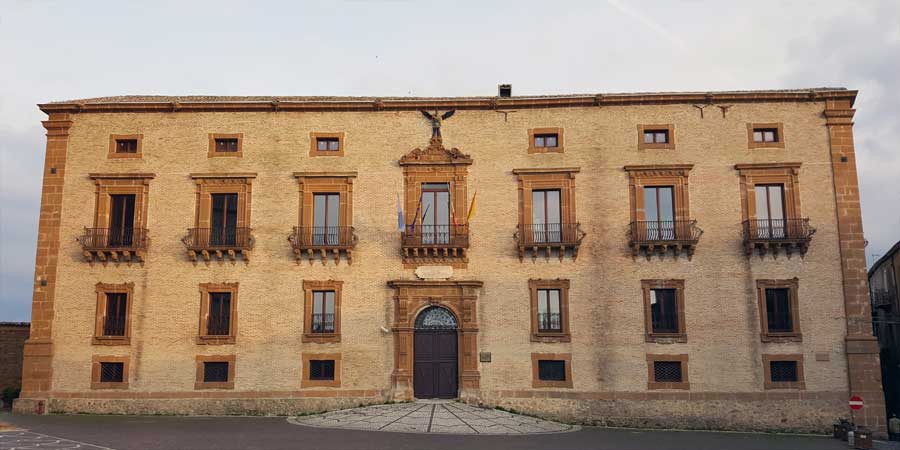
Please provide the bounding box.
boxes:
[849,395,864,410]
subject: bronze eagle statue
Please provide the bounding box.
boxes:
[421,109,456,139]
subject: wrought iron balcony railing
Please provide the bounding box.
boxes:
[182,227,254,262]
[742,218,815,257]
[77,227,149,263]
[872,289,898,309]
[205,317,231,336]
[401,224,469,261]
[628,220,702,260]
[514,223,585,261]
[289,226,357,265]
[311,313,336,333]
[537,312,562,333]
[101,316,126,337]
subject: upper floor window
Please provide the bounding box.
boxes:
[534,133,558,148]
[302,280,342,343]
[513,168,583,261]
[529,279,571,342]
[198,283,238,344]
[527,128,564,153]
[215,138,239,152]
[316,137,340,152]
[93,282,134,345]
[625,165,699,260]
[311,291,336,334]
[537,289,562,332]
[747,123,785,149]
[637,124,675,150]
[735,163,812,257]
[184,174,255,261]
[108,134,142,159]
[644,130,669,144]
[208,133,243,157]
[79,174,153,263]
[310,132,345,157]
[641,279,686,342]
[532,189,562,244]
[291,172,357,264]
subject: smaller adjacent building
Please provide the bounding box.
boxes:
[869,240,900,422]
[0,322,30,406]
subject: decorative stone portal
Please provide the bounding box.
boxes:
[388,280,482,401]
[413,307,458,399]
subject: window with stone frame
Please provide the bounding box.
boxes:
[641,280,686,343]
[625,165,699,259]
[302,353,341,388]
[527,127,564,153]
[195,355,235,389]
[762,354,805,390]
[93,282,134,345]
[531,353,573,388]
[513,168,583,261]
[208,133,243,157]
[302,280,342,343]
[755,279,802,342]
[79,174,154,263]
[198,283,238,345]
[185,173,255,261]
[291,172,357,265]
[108,134,142,158]
[646,354,689,390]
[747,123,785,148]
[528,279,571,342]
[637,124,675,150]
[735,163,813,257]
[309,132,345,157]
[91,356,129,389]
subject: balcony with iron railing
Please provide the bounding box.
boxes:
[628,220,703,260]
[515,223,585,261]
[742,218,815,257]
[537,312,562,333]
[102,316,127,337]
[182,227,254,262]
[77,227,149,263]
[872,289,899,309]
[289,226,357,265]
[401,224,469,262]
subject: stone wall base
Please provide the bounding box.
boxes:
[33,395,388,416]
[12,398,47,415]
[465,391,847,434]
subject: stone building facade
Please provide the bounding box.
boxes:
[869,240,900,422]
[14,89,885,433]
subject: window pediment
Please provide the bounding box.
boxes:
[399,138,472,166]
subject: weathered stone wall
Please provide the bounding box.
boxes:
[22,98,864,430]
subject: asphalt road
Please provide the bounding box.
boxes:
[1,413,847,450]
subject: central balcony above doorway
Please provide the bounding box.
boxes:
[401,224,469,263]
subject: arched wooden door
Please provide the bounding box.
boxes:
[413,306,459,399]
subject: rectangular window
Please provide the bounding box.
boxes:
[309,360,336,380]
[534,133,559,148]
[207,292,232,336]
[115,139,138,153]
[210,193,239,246]
[536,289,562,332]
[311,291,336,333]
[108,194,136,247]
[643,186,675,240]
[214,138,239,152]
[650,289,678,334]
[753,128,779,143]
[421,183,451,245]
[103,293,128,337]
[532,189,562,243]
[643,130,669,144]
[313,193,340,245]
[99,362,124,383]
[316,137,340,152]
[203,361,230,382]
[754,184,786,239]
[769,361,798,382]
[653,361,683,383]
[537,360,566,381]
[765,288,793,333]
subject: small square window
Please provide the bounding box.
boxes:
[203,361,230,383]
[316,138,340,152]
[643,130,669,144]
[215,138,240,152]
[537,360,566,381]
[115,139,138,153]
[309,360,335,380]
[753,128,779,143]
[653,361,683,383]
[534,134,558,148]
[99,362,124,383]
[769,361,798,382]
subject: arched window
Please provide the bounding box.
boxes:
[414,306,458,330]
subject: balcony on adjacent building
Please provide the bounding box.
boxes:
[872,289,898,309]
[401,224,469,262]
[515,223,585,261]
[629,220,703,260]
[78,227,149,263]
[742,218,815,257]
[182,227,254,262]
[289,226,357,265]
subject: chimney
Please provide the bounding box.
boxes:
[498,84,512,98]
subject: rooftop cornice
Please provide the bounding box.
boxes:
[38,89,858,115]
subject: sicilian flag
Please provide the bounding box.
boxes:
[466,191,477,223]
[396,194,404,232]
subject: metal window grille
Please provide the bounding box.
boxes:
[99,362,124,383]
[203,362,229,382]
[309,360,335,380]
[537,360,566,381]
[770,361,798,382]
[653,361,683,382]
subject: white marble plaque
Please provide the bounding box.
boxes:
[415,265,453,280]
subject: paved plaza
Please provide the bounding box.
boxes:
[288,400,575,434]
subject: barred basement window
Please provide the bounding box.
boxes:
[653,361,683,383]
[643,129,669,144]
[203,361,230,383]
[316,137,340,152]
[215,138,239,152]
[537,360,566,381]
[99,362,124,383]
[309,360,335,380]
[769,361,798,382]
[115,139,138,153]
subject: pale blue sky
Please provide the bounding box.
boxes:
[1,0,898,321]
